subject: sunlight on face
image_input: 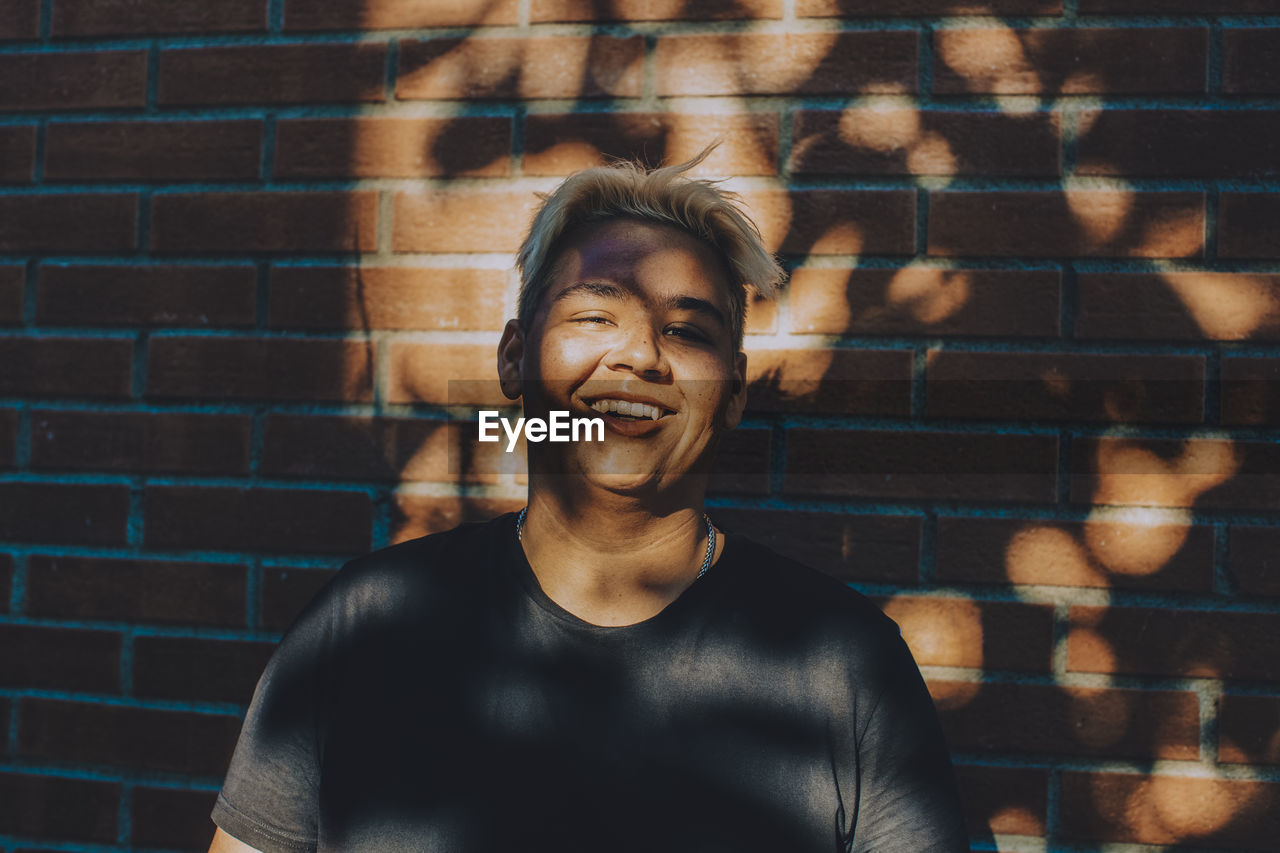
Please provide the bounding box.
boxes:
[516,219,746,497]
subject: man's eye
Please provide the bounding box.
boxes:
[664,324,709,342]
[572,316,613,325]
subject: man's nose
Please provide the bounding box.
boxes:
[607,324,670,378]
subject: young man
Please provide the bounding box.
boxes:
[209,157,970,852]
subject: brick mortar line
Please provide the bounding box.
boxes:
[267,0,284,33]
[17,15,1280,52]
[1213,522,1235,597]
[7,176,1280,193]
[12,398,1274,436]
[16,256,1280,274]
[37,0,52,40]
[14,97,1280,123]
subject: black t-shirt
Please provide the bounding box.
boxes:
[212,513,969,852]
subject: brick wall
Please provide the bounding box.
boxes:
[3,1,1279,850]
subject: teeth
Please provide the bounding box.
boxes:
[589,399,663,420]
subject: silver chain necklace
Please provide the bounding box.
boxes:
[515,506,717,579]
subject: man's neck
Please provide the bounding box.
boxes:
[517,485,722,627]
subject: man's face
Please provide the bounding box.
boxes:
[499,219,748,497]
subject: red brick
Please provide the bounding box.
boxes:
[880,596,1053,671]
[744,348,911,416]
[1060,771,1280,849]
[147,336,373,402]
[132,787,218,851]
[398,36,643,100]
[1232,526,1280,598]
[785,429,1058,502]
[145,485,372,554]
[26,555,247,626]
[937,516,1213,592]
[926,351,1204,423]
[0,194,137,253]
[46,120,262,182]
[392,188,539,253]
[1076,272,1280,342]
[0,50,147,110]
[657,32,916,96]
[0,264,23,323]
[0,772,118,842]
[1223,357,1280,426]
[261,413,412,480]
[135,637,274,704]
[1071,436,1280,512]
[0,624,119,692]
[741,189,916,255]
[263,414,510,484]
[929,191,1204,258]
[152,191,377,254]
[934,28,1206,95]
[524,112,779,177]
[534,0,780,21]
[1220,193,1280,259]
[261,566,336,630]
[1070,605,1280,681]
[932,681,1200,759]
[0,554,11,610]
[0,0,39,39]
[789,268,1060,337]
[1077,110,1280,178]
[714,509,920,584]
[269,266,506,331]
[708,428,771,496]
[390,494,523,544]
[275,116,510,179]
[31,410,251,474]
[387,342,507,406]
[0,483,129,545]
[1083,0,1273,9]
[55,0,264,35]
[159,43,387,106]
[1219,694,1280,764]
[19,698,241,776]
[1224,29,1280,94]
[953,765,1048,839]
[0,337,132,398]
[801,0,1056,12]
[0,407,16,467]
[744,293,777,335]
[0,125,35,182]
[792,109,1058,177]
[287,0,517,29]
[37,264,257,327]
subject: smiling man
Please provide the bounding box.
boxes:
[208,156,969,853]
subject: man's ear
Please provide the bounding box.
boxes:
[497,319,524,400]
[723,351,748,430]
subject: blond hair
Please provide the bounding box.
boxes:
[515,150,785,349]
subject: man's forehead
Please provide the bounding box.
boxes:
[549,219,733,301]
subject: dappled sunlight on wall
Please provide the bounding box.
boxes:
[7,0,1280,850]
[1086,437,1240,508]
[1161,272,1280,341]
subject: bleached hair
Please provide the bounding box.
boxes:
[516,148,785,349]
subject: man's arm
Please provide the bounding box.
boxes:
[851,634,972,852]
[209,827,263,853]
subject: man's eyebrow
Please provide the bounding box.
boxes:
[665,295,727,328]
[552,281,627,303]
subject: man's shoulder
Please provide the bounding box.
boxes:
[317,513,514,619]
[721,533,903,646]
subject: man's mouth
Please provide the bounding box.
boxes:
[587,398,673,421]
